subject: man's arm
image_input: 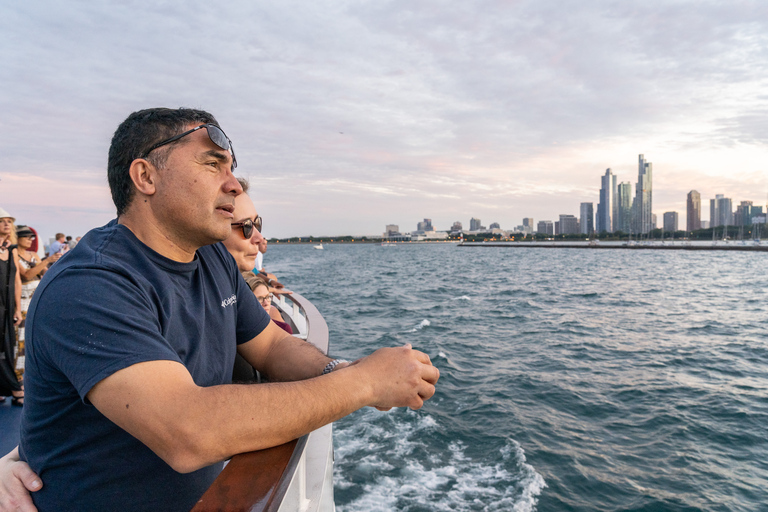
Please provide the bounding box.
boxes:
[0,447,42,512]
[238,321,333,381]
[87,323,438,474]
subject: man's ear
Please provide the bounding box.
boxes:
[129,158,158,197]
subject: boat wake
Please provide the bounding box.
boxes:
[334,409,546,511]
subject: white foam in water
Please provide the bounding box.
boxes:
[408,319,431,332]
[451,295,472,301]
[334,410,546,511]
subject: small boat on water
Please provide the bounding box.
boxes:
[313,243,324,250]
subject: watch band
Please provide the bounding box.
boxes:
[322,358,349,375]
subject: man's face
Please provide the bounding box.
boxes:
[222,193,264,271]
[149,125,242,249]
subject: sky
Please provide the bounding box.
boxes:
[2,0,767,242]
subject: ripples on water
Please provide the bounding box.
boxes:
[268,244,768,511]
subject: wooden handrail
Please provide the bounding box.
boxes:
[191,291,329,512]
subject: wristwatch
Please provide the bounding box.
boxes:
[322,359,349,375]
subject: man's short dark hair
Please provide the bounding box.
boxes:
[108,108,220,216]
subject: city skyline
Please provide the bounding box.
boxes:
[2,2,767,241]
[384,151,764,238]
[385,172,764,239]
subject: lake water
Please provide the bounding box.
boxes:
[267,243,768,512]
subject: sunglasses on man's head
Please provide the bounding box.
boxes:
[141,124,237,169]
[231,216,263,239]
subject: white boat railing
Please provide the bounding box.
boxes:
[192,291,335,512]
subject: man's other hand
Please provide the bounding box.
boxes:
[0,448,42,512]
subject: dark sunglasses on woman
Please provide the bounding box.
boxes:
[231,216,262,239]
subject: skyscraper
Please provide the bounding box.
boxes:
[687,190,701,232]
[469,218,482,231]
[384,224,399,236]
[734,201,760,226]
[559,214,579,235]
[710,195,733,227]
[663,212,678,233]
[580,203,594,234]
[596,168,617,233]
[634,154,653,234]
[536,220,554,235]
[617,182,633,233]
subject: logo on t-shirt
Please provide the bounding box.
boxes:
[221,294,237,308]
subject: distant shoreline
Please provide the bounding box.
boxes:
[458,241,768,251]
[270,240,459,245]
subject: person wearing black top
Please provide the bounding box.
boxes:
[0,208,22,406]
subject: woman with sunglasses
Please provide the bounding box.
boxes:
[16,225,60,286]
[222,178,288,293]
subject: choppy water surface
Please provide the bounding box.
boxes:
[267,243,768,511]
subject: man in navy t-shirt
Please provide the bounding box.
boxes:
[0,108,439,512]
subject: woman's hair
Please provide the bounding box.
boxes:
[4,222,17,245]
[241,270,268,292]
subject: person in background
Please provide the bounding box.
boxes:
[0,209,22,406]
[242,271,292,334]
[46,234,67,256]
[255,236,265,273]
[14,226,61,402]
[65,236,77,250]
[256,237,284,292]
[223,178,288,294]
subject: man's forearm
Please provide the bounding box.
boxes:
[89,359,376,473]
[237,321,332,382]
[258,333,331,382]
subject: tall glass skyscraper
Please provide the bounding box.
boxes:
[580,203,594,234]
[687,190,701,232]
[617,182,633,233]
[710,195,733,227]
[633,155,653,234]
[597,168,617,233]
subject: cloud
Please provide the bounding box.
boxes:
[1,0,767,238]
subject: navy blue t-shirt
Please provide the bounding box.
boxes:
[20,221,270,511]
